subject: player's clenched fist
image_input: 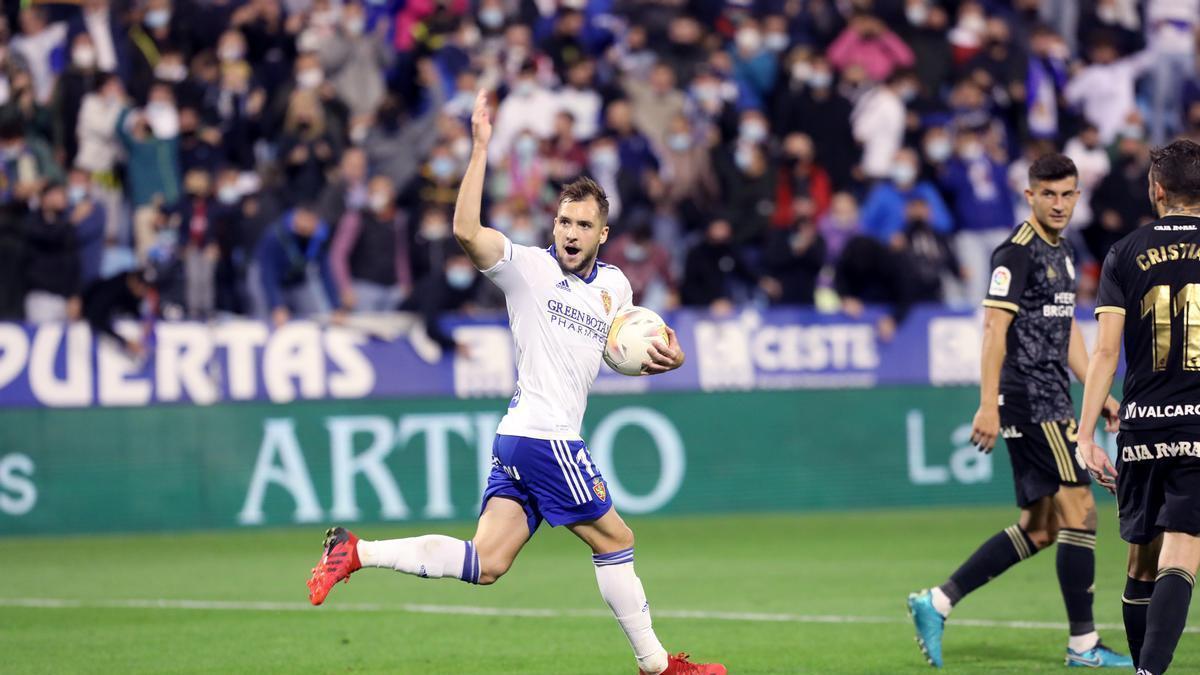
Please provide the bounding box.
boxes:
[970,405,1000,453]
[471,89,492,147]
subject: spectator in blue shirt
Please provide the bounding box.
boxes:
[860,147,952,243]
[254,204,344,327]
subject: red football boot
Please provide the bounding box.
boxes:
[639,653,728,675]
[307,527,361,605]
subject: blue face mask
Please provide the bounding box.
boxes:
[446,267,475,290]
[808,71,833,89]
[479,7,505,29]
[431,157,457,180]
[515,135,538,158]
[735,147,753,172]
[68,186,89,205]
[590,149,619,173]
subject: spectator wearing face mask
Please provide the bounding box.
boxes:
[817,192,863,262]
[681,217,757,315]
[1143,0,1198,144]
[330,175,411,313]
[491,132,551,212]
[712,110,774,247]
[655,114,718,234]
[729,19,778,110]
[278,89,342,204]
[900,0,953,98]
[0,114,62,216]
[557,60,602,141]
[9,7,68,106]
[861,147,952,243]
[604,223,675,311]
[1062,124,1110,230]
[117,83,182,264]
[64,168,107,292]
[544,111,588,190]
[23,183,83,323]
[409,207,458,286]
[75,74,127,245]
[176,169,219,319]
[1021,25,1070,141]
[489,62,558,163]
[253,204,344,326]
[407,144,465,216]
[208,59,266,171]
[68,0,130,82]
[761,201,827,307]
[624,63,686,150]
[938,129,1013,299]
[851,69,918,181]
[51,33,104,168]
[365,59,445,194]
[398,253,479,358]
[1064,34,1154,145]
[0,68,53,149]
[774,56,858,190]
[827,12,915,83]
[893,197,963,304]
[126,0,194,104]
[773,132,832,227]
[1085,134,1156,262]
[319,1,393,118]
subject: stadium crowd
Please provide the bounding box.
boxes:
[1,0,1199,348]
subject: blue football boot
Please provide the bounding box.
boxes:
[1065,642,1134,668]
[907,589,945,667]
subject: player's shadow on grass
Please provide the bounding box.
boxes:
[945,638,1066,672]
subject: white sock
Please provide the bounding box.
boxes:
[593,548,668,674]
[1068,630,1099,653]
[930,587,954,618]
[356,535,479,583]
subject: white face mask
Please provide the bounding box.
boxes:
[344,18,366,36]
[369,192,391,214]
[144,9,171,29]
[217,185,241,205]
[906,4,929,26]
[218,45,244,62]
[736,29,762,54]
[891,163,917,186]
[145,102,180,138]
[73,46,97,69]
[297,69,323,89]
[154,63,187,82]
[924,137,953,163]
[764,32,789,53]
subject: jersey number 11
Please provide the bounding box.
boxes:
[1141,284,1200,372]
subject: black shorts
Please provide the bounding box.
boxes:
[1000,417,1090,508]
[1115,429,1200,545]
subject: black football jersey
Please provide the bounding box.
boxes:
[983,221,1078,423]
[1096,215,1200,433]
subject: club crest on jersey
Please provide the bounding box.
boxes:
[989,266,1012,297]
[601,290,612,315]
[592,477,607,501]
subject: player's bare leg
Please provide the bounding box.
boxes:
[307,497,530,605]
[569,509,726,675]
[1125,538,1163,668]
[1137,533,1200,674]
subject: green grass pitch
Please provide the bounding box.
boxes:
[2,505,1196,674]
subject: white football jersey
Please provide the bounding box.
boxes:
[481,235,633,440]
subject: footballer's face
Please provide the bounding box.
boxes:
[553,197,608,276]
[1025,176,1079,234]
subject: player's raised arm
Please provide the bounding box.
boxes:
[971,306,1013,452]
[453,89,507,270]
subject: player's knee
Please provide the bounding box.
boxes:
[1026,527,1056,550]
[613,523,635,551]
[477,558,512,585]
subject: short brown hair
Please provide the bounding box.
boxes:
[1150,139,1200,205]
[558,176,610,224]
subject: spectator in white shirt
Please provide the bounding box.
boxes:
[1062,124,1110,230]
[10,7,68,105]
[556,59,602,141]
[1145,0,1198,143]
[851,69,916,181]
[489,62,558,163]
[1064,34,1154,144]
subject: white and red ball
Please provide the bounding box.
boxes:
[603,306,669,376]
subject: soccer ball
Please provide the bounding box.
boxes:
[604,306,669,376]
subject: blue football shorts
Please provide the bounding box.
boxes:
[480,434,613,534]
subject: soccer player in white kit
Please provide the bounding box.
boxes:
[307,90,727,675]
